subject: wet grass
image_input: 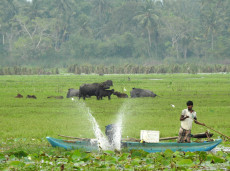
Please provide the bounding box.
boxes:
[0,73,230,146]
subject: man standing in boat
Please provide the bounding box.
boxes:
[178,101,205,143]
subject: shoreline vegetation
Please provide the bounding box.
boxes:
[0,64,229,75]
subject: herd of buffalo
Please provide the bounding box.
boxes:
[14,80,157,100]
[67,80,157,100]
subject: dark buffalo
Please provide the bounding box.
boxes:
[104,80,113,87]
[27,95,37,99]
[113,91,128,98]
[66,88,79,98]
[79,80,113,100]
[15,93,23,98]
[130,88,157,98]
[98,89,114,100]
[47,96,64,99]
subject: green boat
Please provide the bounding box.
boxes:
[46,137,222,153]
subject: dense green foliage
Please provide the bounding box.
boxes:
[1,147,230,170]
[0,0,230,67]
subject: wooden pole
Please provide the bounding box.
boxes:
[58,135,90,141]
[159,132,213,141]
[58,132,213,141]
[204,125,230,140]
[160,136,178,141]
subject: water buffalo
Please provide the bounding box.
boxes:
[79,80,113,100]
[130,88,157,98]
[113,91,128,98]
[66,88,80,98]
[15,93,23,98]
[98,89,114,100]
[104,80,113,87]
[27,95,37,99]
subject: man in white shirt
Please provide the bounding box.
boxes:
[177,101,205,143]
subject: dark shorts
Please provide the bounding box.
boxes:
[177,127,191,143]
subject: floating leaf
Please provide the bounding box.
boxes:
[56,158,68,164]
[155,154,164,162]
[27,153,39,161]
[118,153,129,161]
[104,155,117,164]
[81,154,92,162]
[197,151,207,163]
[131,158,141,166]
[110,165,116,170]
[131,151,142,159]
[173,151,182,158]
[162,158,171,166]
[71,150,82,161]
[24,163,36,170]
[74,161,85,167]
[185,152,196,159]
[131,149,148,158]
[0,153,5,162]
[124,164,132,168]
[226,155,230,162]
[206,154,214,162]
[146,158,154,164]
[104,150,115,155]
[164,149,174,158]
[13,150,28,158]
[97,164,107,168]
[176,159,193,167]
[211,156,225,163]
[9,161,25,167]
[216,151,224,157]
[9,155,16,161]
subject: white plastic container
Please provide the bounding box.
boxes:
[140,130,160,143]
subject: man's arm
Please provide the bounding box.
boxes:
[180,115,189,121]
[180,110,189,121]
[194,117,205,126]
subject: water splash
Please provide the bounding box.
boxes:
[86,108,111,150]
[74,100,111,150]
[72,98,131,151]
[112,100,130,150]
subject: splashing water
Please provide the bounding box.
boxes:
[112,100,130,150]
[74,100,111,150]
[86,108,111,150]
[72,98,131,151]
[112,117,122,150]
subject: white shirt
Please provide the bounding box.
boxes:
[180,109,197,130]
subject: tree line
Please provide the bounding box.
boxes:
[0,0,230,67]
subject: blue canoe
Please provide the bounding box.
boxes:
[46,137,222,153]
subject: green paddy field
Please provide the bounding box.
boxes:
[0,73,230,170]
[1,73,229,139]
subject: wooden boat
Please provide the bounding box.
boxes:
[46,137,222,153]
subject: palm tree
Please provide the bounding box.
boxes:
[133,0,159,57]
[51,0,74,49]
[92,0,110,23]
[200,0,223,51]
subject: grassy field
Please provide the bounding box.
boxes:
[0,73,230,170]
[0,73,229,141]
